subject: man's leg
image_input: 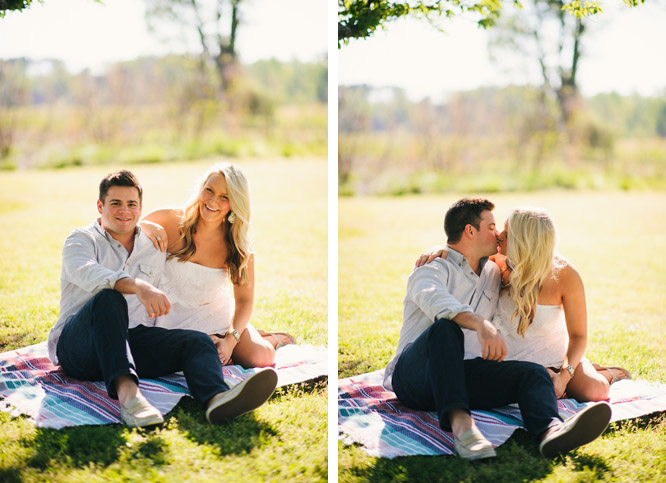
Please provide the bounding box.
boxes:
[56,289,163,427]
[464,358,561,436]
[56,289,139,400]
[128,326,277,422]
[128,325,230,403]
[392,318,474,425]
[392,318,496,459]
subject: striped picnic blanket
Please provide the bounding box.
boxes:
[338,369,666,458]
[0,342,327,429]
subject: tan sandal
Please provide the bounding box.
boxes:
[592,363,632,384]
[257,330,297,349]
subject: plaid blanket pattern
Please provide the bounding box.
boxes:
[0,342,327,429]
[338,369,666,459]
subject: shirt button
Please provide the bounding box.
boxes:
[117,244,121,248]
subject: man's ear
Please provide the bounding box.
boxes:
[465,224,475,238]
[97,199,103,214]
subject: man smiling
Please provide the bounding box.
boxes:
[47,170,277,428]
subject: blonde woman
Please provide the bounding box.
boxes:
[417,207,630,402]
[140,163,295,368]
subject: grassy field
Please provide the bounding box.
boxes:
[339,191,666,482]
[0,158,327,482]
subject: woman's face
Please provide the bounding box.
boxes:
[497,220,509,256]
[198,173,232,224]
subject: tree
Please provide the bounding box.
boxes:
[145,0,244,94]
[0,0,33,16]
[338,0,644,47]
[489,0,590,128]
[338,0,505,46]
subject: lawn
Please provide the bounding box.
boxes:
[0,158,327,482]
[339,191,666,482]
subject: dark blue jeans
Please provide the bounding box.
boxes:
[56,289,230,404]
[392,318,561,436]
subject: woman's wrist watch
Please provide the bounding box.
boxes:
[229,329,241,344]
[562,364,575,378]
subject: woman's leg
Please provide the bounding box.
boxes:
[231,325,276,368]
[565,359,610,402]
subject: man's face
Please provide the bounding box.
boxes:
[97,186,142,238]
[474,210,500,257]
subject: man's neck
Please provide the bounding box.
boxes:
[447,243,482,275]
[99,219,136,254]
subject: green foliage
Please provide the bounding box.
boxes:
[0,0,33,16]
[339,192,666,481]
[0,55,327,168]
[562,0,603,17]
[338,85,666,195]
[338,0,507,46]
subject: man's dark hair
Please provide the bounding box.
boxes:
[444,197,495,243]
[99,170,143,204]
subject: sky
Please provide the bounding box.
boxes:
[0,0,327,73]
[339,1,666,101]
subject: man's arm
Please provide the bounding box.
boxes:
[451,311,507,361]
[62,230,131,293]
[113,277,171,318]
[62,229,170,318]
[407,262,506,361]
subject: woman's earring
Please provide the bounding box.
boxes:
[227,211,236,224]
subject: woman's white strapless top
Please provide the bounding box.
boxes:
[492,291,568,368]
[153,258,233,335]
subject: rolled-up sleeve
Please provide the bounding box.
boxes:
[405,263,473,321]
[61,230,130,294]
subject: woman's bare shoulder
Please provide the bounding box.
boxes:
[143,207,184,228]
[554,257,583,288]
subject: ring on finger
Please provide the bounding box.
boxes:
[156,235,162,241]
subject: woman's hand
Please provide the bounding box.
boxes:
[489,254,510,285]
[414,245,447,268]
[139,220,168,252]
[210,334,237,366]
[547,368,570,399]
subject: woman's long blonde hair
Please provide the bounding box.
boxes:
[506,207,564,336]
[168,163,252,285]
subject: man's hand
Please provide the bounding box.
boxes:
[476,319,507,362]
[134,279,171,318]
[415,245,447,268]
[210,334,237,366]
[546,368,570,399]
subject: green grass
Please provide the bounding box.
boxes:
[0,158,327,482]
[339,191,666,482]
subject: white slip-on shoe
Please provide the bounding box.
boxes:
[453,427,497,460]
[539,401,612,458]
[206,367,278,424]
[120,395,164,428]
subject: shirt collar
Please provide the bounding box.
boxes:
[446,247,489,271]
[93,218,141,241]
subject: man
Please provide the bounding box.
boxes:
[47,170,277,428]
[383,197,611,459]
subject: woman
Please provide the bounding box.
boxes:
[140,163,295,368]
[418,207,630,402]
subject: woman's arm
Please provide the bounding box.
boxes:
[557,263,588,395]
[215,254,255,362]
[230,253,255,335]
[139,209,183,253]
